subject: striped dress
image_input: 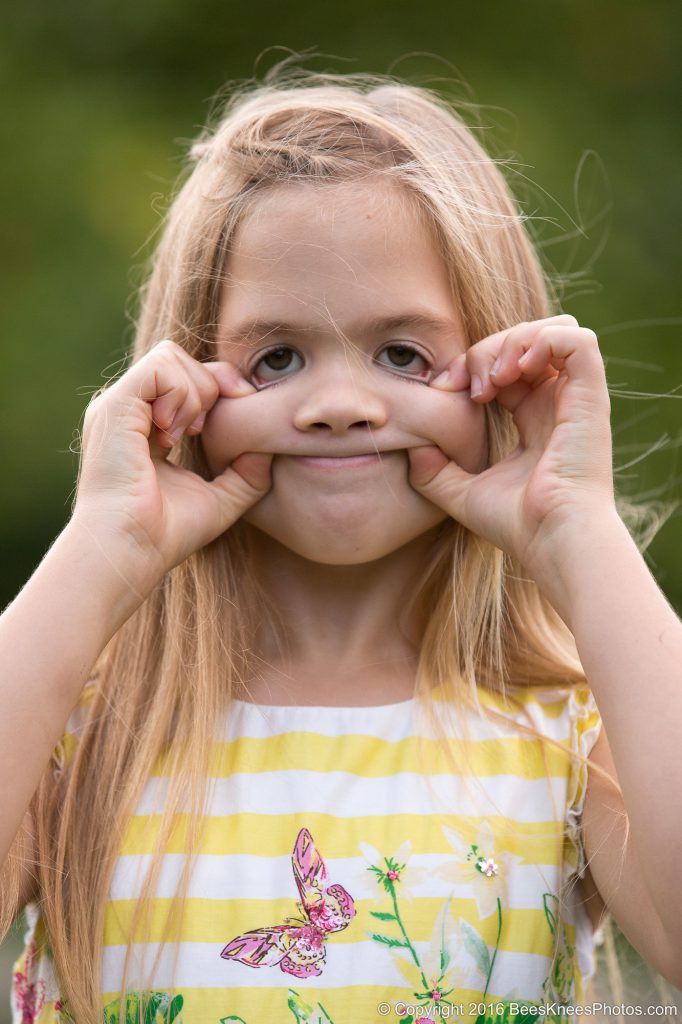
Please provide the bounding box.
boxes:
[11,681,603,1024]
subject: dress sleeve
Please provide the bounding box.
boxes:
[50,677,99,780]
[564,683,603,883]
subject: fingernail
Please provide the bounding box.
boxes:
[490,357,502,377]
[430,370,450,388]
[232,377,256,396]
[470,374,483,398]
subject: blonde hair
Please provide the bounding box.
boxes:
[2,62,676,1021]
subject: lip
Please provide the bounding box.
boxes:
[291,452,390,469]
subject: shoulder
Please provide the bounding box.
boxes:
[476,681,597,738]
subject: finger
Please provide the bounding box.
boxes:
[150,376,190,440]
[151,359,257,457]
[430,314,578,393]
[204,452,274,525]
[154,377,204,453]
[202,360,258,398]
[151,349,223,430]
[185,411,207,436]
[490,324,604,392]
[464,319,584,403]
[152,355,250,451]
[489,326,608,422]
[512,325,601,378]
[472,315,579,393]
[407,445,477,528]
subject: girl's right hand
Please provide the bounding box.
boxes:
[71,338,272,591]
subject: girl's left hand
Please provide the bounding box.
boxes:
[407,314,616,576]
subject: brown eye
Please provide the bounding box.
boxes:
[388,345,417,367]
[377,344,430,376]
[250,346,303,384]
[264,348,293,370]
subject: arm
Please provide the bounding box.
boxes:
[405,317,682,980]
[536,509,682,984]
[0,521,146,873]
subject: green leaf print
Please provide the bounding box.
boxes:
[287,988,335,1023]
[101,990,184,1024]
[368,910,398,921]
[460,917,492,978]
[369,932,410,948]
[220,989,335,1024]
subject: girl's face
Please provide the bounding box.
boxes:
[204,179,487,565]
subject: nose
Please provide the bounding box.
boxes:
[292,363,389,436]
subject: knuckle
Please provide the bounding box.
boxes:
[83,390,105,420]
[187,387,204,416]
[156,337,179,355]
[198,372,220,406]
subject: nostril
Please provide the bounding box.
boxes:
[308,419,378,431]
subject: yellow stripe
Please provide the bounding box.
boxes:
[120,812,565,859]
[103,895,571,952]
[151,732,573,779]
[99,976,581,1022]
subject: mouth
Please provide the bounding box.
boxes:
[289,451,397,470]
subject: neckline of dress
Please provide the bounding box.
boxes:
[229,692,419,713]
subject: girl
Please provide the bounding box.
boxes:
[1,68,681,1024]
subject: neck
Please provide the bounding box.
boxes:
[237,525,442,705]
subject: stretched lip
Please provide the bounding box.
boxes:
[290,451,396,469]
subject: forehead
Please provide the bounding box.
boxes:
[218,179,459,332]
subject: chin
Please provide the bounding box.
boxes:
[241,526,414,565]
[241,499,448,566]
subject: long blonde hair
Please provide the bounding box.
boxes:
[2,63,676,1021]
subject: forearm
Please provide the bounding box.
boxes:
[534,509,682,938]
[0,520,146,867]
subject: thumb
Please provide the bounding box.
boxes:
[407,445,477,521]
[206,452,273,521]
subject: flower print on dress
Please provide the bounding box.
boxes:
[389,896,473,1023]
[363,846,469,1021]
[433,820,525,919]
[220,827,356,979]
[11,939,46,1024]
[431,821,526,1001]
[352,838,429,903]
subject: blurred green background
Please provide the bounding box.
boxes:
[1,0,680,1018]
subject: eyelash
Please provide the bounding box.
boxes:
[247,343,432,386]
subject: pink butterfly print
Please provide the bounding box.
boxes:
[220,827,356,979]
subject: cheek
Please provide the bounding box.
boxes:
[403,392,488,473]
[199,386,487,475]
[200,394,280,471]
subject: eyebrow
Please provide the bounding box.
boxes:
[223,311,461,344]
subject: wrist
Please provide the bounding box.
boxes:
[528,506,632,628]
[58,517,160,633]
